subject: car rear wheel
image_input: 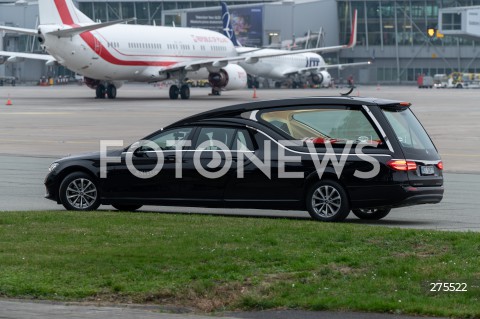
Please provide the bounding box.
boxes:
[352,208,391,220]
[111,204,143,211]
[306,180,350,222]
[59,172,100,211]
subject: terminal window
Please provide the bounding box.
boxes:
[442,13,461,30]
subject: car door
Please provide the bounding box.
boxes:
[222,127,304,208]
[101,127,193,202]
[180,126,236,203]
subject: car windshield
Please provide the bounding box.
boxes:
[260,108,381,144]
[382,107,438,158]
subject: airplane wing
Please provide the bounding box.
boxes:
[0,26,37,36]
[0,50,55,62]
[48,18,135,37]
[319,61,371,70]
[157,56,250,75]
[237,43,350,59]
[158,16,360,76]
[282,61,371,77]
[233,10,358,59]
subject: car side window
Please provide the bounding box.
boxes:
[233,129,255,151]
[150,127,193,150]
[194,127,236,150]
[260,106,382,145]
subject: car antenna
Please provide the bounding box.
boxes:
[340,86,355,96]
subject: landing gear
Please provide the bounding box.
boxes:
[247,75,259,89]
[106,84,117,99]
[169,85,179,99]
[180,84,190,100]
[95,84,106,99]
[211,87,221,96]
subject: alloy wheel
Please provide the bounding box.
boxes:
[311,185,342,218]
[65,178,98,209]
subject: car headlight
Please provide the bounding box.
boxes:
[49,162,59,172]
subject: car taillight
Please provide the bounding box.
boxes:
[436,161,444,170]
[387,160,417,171]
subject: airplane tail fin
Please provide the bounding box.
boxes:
[346,9,358,48]
[221,2,241,47]
[39,0,94,25]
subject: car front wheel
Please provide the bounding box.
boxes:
[352,208,391,220]
[59,172,100,211]
[306,180,350,222]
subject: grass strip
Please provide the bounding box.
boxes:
[0,211,479,318]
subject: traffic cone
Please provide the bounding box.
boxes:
[6,96,12,106]
[252,86,258,98]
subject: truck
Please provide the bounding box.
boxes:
[417,74,433,88]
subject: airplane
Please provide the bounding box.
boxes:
[221,2,370,89]
[0,0,358,100]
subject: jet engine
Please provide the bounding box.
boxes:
[311,70,331,86]
[208,64,247,90]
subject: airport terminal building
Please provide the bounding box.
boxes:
[1,0,480,84]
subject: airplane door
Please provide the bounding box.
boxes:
[92,35,102,59]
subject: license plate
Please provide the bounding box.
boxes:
[420,165,435,175]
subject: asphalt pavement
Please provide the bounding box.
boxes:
[0,154,478,231]
[0,299,449,319]
[0,85,479,318]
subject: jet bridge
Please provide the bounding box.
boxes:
[439,6,480,38]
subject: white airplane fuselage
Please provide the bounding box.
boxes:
[237,49,326,80]
[0,0,358,98]
[42,24,237,82]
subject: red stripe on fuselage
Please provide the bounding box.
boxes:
[80,32,177,67]
[53,0,203,67]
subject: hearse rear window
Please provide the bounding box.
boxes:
[260,107,381,144]
[382,107,437,158]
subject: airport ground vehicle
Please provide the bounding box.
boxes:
[45,97,444,222]
[0,76,16,86]
[417,75,434,88]
[433,74,448,88]
[447,72,480,89]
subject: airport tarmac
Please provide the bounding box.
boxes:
[0,84,479,172]
[0,84,479,318]
[0,84,479,231]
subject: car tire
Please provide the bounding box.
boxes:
[111,204,143,211]
[306,180,350,222]
[59,172,100,211]
[352,208,391,220]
